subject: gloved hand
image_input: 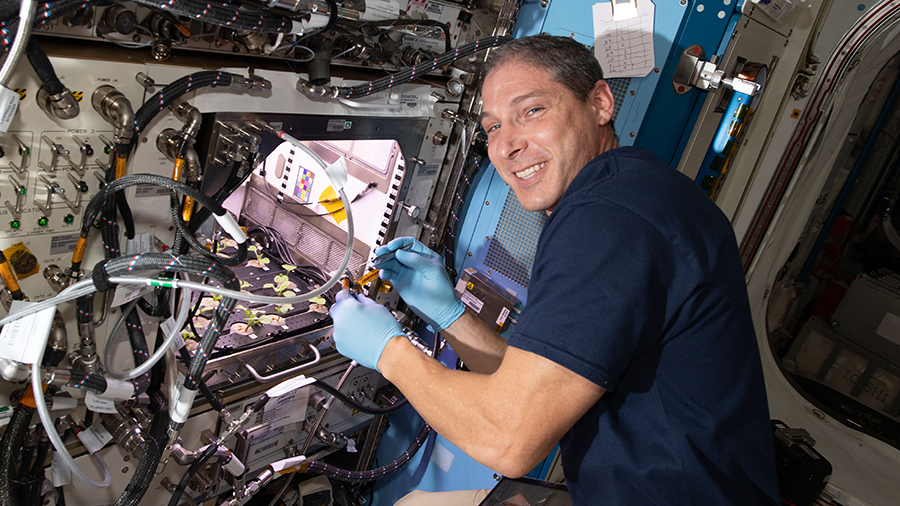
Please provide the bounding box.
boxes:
[374,237,465,331]
[330,290,404,371]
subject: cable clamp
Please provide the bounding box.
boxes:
[214,212,247,244]
[90,262,116,292]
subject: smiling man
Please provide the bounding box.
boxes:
[330,35,779,505]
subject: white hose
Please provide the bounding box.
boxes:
[102,282,193,380]
[31,348,112,488]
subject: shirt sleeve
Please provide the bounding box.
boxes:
[508,196,678,392]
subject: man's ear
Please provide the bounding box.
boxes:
[590,80,616,126]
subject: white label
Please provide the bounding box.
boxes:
[592,0,656,78]
[51,450,72,486]
[125,231,156,256]
[0,86,20,133]
[401,34,443,53]
[76,419,113,454]
[361,0,399,20]
[161,317,186,352]
[85,392,119,414]
[459,291,484,314]
[0,301,58,364]
[261,386,311,430]
[496,306,510,326]
[347,438,357,453]
[876,312,900,347]
[110,284,153,307]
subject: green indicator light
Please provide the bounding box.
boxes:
[37,216,49,227]
[353,381,358,386]
[104,146,111,154]
[10,220,20,230]
[23,149,29,157]
[18,188,25,196]
[363,377,368,382]
[63,214,75,224]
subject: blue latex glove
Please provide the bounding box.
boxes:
[374,237,465,331]
[330,290,404,371]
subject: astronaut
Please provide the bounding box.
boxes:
[331,34,778,506]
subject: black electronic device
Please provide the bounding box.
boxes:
[478,476,571,506]
[772,420,833,506]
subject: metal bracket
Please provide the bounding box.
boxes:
[4,176,25,219]
[38,135,69,172]
[35,175,63,215]
[65,135,93,177]
[9,135,31,176]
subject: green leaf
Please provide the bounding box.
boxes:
[310,296,326,305]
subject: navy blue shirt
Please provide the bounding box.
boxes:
[509,147,778,505]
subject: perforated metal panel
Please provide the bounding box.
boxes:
[273,206,303,245]
[245,187,277,225]
[608,77,630,122]
[484,189,546,288]
[243,185,364,273]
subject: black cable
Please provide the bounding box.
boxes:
[314,379,407,415]
[132,71,235,150]
[0,406,33,506]
[335,36,511,99]
[24,38,63,95]
[166,443,218,506]
[177,346,225,412]
[306,422,431,483]
[169,193,247,266]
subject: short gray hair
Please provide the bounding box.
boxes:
[481,34,604,102]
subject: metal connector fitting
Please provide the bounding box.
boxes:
[231,75,272,91]
[296,78,333,98]
[92,85,135,144]
[37,87,80,120]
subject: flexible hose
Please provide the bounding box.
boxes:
[0,406,34,505]
[31,357,113,488]
[132,71,234,147]
[0,0,35,86]
[306,422,431,483]
[313,379,408,415]
[166,442,218,506]
[112,391,169,506]
[25,38,63,95]
[95,253,240,398]
[103,282,193,381]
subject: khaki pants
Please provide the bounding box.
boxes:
[394,489,491,506]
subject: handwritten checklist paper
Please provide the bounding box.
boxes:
[592,0,656,78]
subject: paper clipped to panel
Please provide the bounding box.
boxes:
[592,0,655,79]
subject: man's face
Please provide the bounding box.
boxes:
[480,61,616,214]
